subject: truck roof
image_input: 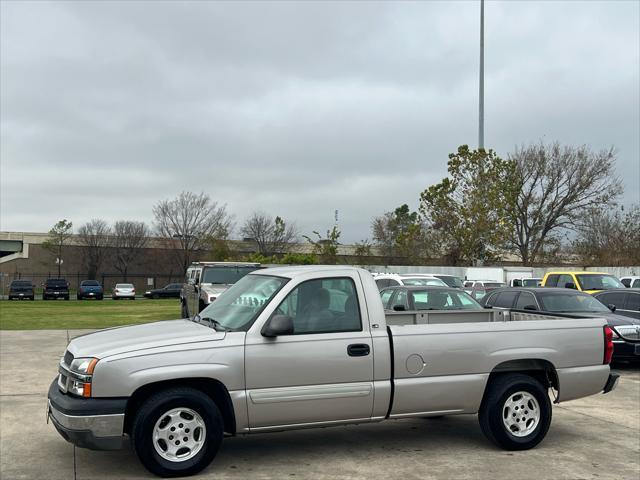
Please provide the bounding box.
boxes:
[251,265,367,279]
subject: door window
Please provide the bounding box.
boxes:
[633,279,640,288]
[621,278,631,287]
[598,292,626,308]
[545,275,559,287]
[515,292,537,310]
[493,291,518,308]
[272,278,361,334]
[380,289,394,309]
[391,289,409,310]
[557,274,574,288]
[626,293,640,311]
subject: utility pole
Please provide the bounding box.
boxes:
[478,0,485,149]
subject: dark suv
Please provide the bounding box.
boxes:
[8,280,35,300]
[43,278,70,300]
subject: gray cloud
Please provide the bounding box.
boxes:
[1,0,638,242]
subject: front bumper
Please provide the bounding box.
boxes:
[47,379,127,450]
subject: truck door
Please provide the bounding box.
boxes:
[244,274,374,429]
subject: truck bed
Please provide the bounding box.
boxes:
[385,309,569,325]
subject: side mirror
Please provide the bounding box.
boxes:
[393,304,406,312]
[524,304,538,311]
[607,304,616,312]
[261,315,294,337]
[565,282,577,290]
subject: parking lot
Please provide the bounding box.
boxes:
[0,329,637,480]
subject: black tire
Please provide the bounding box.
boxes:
[65,296,70,301]
[153,293,160,300]
[131,387,223,478]
[77,295,82,301]
[478,373,551,451]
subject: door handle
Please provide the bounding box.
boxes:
[347,344,370,357]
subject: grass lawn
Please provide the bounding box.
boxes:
[0,298,182,330]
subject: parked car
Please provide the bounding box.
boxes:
[510,278,542,287]
[541,271,625,293]
[144,283,183,299]
[373,273,447,290]
[380,285,483,311]
[8,280,35,300]
[483,287,640,362]
[620,276,640,288]
[43,278,70,300]
[48,266,619,477]
[422,274,464,288]
[181,262,262,317]
[77,280,104,300]
[594,289,640,321]
[463,280,506,301]
[112,283,135,300]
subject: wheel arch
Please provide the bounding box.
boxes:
[124,378,237,436]
[482,358,559,406]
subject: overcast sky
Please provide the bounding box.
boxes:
[1,0,639,242]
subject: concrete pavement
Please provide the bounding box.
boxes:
[1,329,638,480]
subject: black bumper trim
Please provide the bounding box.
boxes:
[48,379,128,416]
[602,373,620,394]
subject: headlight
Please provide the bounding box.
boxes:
[145,290,151,294]
[66,357,98,397]
[208,296,217,302]
[70,357,98,374]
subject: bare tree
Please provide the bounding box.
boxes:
[42,219,73,277]
[77,219,111,279]
[153,191,233,271]
[241,211,298,257]
[508,142,623,265]
[573,205,640,266]
[112,221,150,280]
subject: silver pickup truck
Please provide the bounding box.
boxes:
[47,266,619,477]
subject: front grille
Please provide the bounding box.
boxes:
[615,326,640,340]
[64,350,74,366]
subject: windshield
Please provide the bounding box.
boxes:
[402,278,447,287]
[484,282,506,288]
[538,292,609,313]
[522,279,541,287]
[576,274,625,291]
[435,275,464,288]
[198,274,288,330]
[201,266,260,284]
[81,280,100,286]
[116,284,134,288]
[11,281,32,286]
[410,289,483,310]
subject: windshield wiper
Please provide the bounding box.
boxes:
[201,316,230,332]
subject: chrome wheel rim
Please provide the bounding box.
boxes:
[502,391,540,437]
[152,407,206,462]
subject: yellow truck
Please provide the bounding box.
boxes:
[541,271,625,294]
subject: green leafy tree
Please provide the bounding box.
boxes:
[303,226,341,264]
[353,240,373,264]
[280,253,318,265]
[419,145,518,265]
[371,204,431,264]
[42,219,73,277]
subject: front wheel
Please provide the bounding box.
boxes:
[478,373,551,450]
[132,388,223,477]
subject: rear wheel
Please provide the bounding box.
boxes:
[478,373,551,450]
[132,388,223,477]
